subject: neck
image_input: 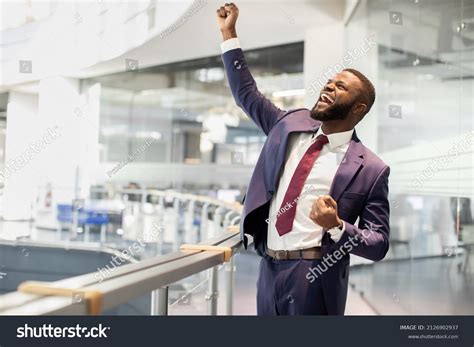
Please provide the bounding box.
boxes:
[321,122,354,135]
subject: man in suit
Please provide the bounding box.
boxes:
[216,3,390,315]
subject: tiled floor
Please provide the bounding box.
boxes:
[166,251,474,315]
[349,256,474,315]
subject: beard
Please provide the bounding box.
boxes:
[310,99,353,121]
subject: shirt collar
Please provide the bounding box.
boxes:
[314,126,354,150]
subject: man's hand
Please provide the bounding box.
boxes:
[216,3,239,40]
[309,195,343,230]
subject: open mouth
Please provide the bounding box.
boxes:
[318,93,334,106]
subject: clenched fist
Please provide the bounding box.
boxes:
[309,195,343,230]
[216,3,239,40]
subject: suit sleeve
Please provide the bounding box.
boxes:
[332,166,391,261]
[222,48,286,135]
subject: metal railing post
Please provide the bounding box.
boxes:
[100,225,106,245]
[151,286,168,315]
[173,198,181,250]
[230,216,241,229]
[223,211,235,231]
[200,202,210,241]
[84,225,90,243]
[156,200,165,255]
[71,208,79,240]
[225,255,235,315]
[206,266,219,315]
[213,206,225,237]
[185,199,195,241]
[173,198,180,215]
[141,188,147,203]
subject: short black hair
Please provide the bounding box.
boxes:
[343,68,376,115]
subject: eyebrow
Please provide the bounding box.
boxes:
[327,79,348,87]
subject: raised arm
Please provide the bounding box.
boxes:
[216,3,286,135]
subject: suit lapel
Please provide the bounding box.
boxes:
[273,116,321,183]
[329,130,365,202]
[286,115,321,133]
[276,116,365,203]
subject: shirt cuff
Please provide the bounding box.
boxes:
[327,221,345,242]
[220,37,241,54]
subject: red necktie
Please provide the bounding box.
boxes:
[275,134,329,236]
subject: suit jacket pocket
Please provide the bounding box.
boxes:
[339,192,365,220]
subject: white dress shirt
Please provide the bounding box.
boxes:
[221,38,353,251]
[221,37,241,53]
[267,128,353,250]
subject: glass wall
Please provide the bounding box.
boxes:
[82,43,305,167]
[0,93,7,170]
[345,0,473,314]
[345,0,474,260]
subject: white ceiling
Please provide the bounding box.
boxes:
[75,0,346,78]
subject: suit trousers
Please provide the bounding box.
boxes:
[256,253,328,315]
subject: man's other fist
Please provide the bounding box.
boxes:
[309,195,343,230]
[216,3,238,39]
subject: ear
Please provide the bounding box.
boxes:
[352,102,367,120]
